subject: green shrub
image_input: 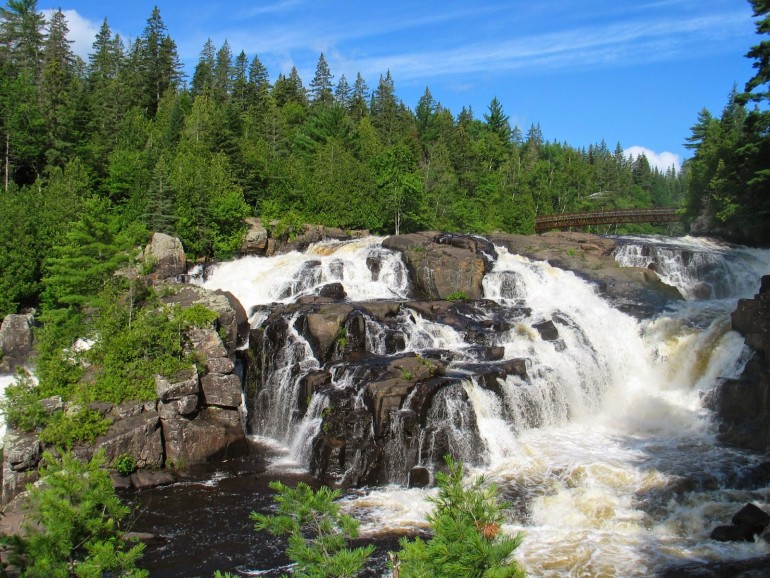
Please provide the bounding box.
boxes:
[0,450,147,577]
[0,372,48,432]
[395,457,525,578]
[39,408,111,449]
[251,481,375,578]
[115,453,137,477]
[445,291,468,301]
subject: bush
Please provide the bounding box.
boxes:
[395,457,525,578]
[250,481,375,578]
[115,453,137,477]
[445,291,468,301]
[39,408,111,449]
[1,451,147,577]
[0,371,48,432]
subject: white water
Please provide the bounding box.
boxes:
[195,236,409,320]
[200,234,770,576]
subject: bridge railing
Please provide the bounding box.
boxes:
[534,208,680,232]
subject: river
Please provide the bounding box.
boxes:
[123,235,770,575]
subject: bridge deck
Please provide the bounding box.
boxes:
[535,208,679,232]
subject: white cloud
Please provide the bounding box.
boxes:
[624,145,681,173]
[42,9,101,61]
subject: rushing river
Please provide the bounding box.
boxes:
[98,235,770,575]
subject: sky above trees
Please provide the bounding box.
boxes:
[41,0,757,171]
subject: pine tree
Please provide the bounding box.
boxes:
[42,195,126,318]
[309,52,334,105]
[0,0,45,79]
[251,481,375,578]
[4,451,147,577]
[349,72,369,120]
[130,6,182,116]
[40,8,79,167]
[191,38,215,96]
[334,74,351,107]
[484,96,512,144]
[214,40,233,102]
[396,458,525,578]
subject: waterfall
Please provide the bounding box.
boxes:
[199,234,770,575]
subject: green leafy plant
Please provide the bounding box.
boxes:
[395,457,525,578]
[400,367,414,380]
[250,481,375,578]
[445,291,468,302]
[0,371,48,432]
[1,450,147,577]
[115,453,137,477]
[39,408,111,449]
[336,327,348,350]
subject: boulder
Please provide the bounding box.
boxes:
[143,232,186,279]
[710,503,770,542]
[240,217,269,254]
[162,407,244,465]
[0,313,34,371]
[160,284,249,350]
[129,469,176,490]
[382,233,493,299]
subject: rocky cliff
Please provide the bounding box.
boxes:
[713,275,770,452]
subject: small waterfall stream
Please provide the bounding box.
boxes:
[194,234,770,576]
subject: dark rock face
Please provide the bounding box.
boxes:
[713,275,770,452]
[0,313,34,371]
[244,295,533,488]
[710,503,770,542]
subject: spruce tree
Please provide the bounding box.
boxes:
[396,458,525,578]
[310,52,334,105]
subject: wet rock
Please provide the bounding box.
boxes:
[382,233,491,299]
[130,469,176,490]
[409,466,431,488]
[318,282,347,301]
[489,232,684,315]
[716,276,770,452]
[533,319,559,341]
[710,503,770,542]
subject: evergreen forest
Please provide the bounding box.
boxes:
[0,0,768,320]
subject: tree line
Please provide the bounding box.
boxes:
[0,1,688,318]
[682,0,770,246]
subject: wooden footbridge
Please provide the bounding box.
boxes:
[535,208,680,233]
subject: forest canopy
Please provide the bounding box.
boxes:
[2,0,768,318]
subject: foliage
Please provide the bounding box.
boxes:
[396,458,525,578]
[445,291,468,302]
[0,370,47,432]
[38,408,111,449]
[1,450,147,577]
[115,453,137,477]
[250,481,375,578]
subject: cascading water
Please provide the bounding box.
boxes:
[197,233,770,576]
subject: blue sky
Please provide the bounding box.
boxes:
[42,0,759,171]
